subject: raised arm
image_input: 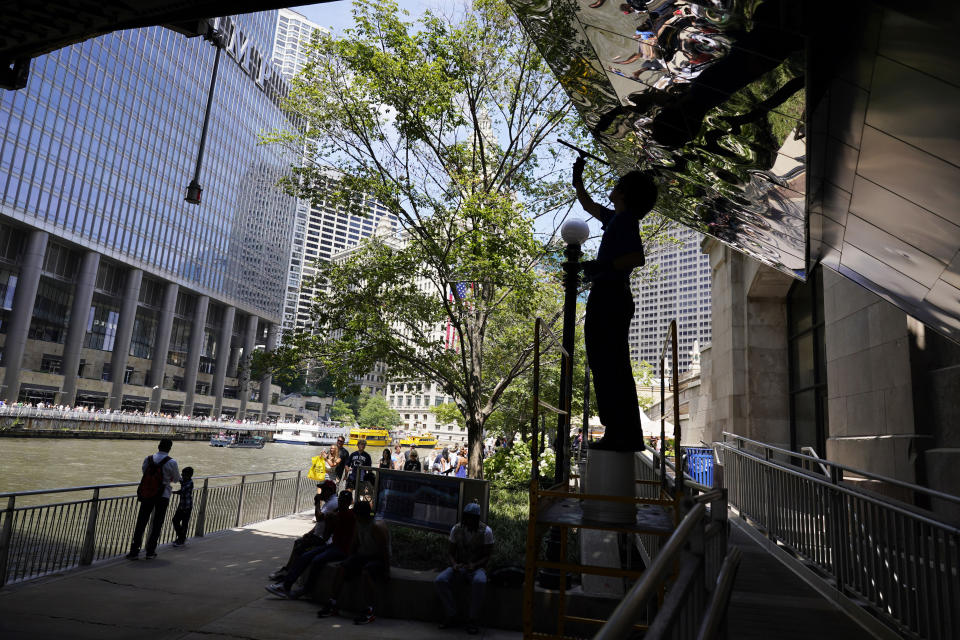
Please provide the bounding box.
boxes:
[573,156,613,225]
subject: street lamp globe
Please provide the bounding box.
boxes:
[561,219,590,246]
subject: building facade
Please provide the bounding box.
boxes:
[630,223,712,374]
[0,12,297,419]
[272,8,328,81]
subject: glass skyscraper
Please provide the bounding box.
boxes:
[0,11,297,419]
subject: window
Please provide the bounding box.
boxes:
[787,267,828,454]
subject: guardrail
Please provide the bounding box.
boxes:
[0,469,316,587]
[718,432,960,640]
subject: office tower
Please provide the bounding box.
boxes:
[272,8,329,81]
[0,12,297,420]
[630,224,712,374]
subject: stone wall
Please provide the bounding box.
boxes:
[822,268,918,483]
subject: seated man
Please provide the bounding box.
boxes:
[434,502,494,635]
[268,481,338,582]
[317,500,391,625]
[266,490,355,598]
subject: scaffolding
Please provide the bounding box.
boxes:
[522,318,685,639]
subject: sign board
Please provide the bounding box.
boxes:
[363,467,490,534]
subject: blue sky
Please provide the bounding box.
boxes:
[294,1,451,35]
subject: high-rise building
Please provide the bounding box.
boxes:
[272,9,329,81]
[630,224,712,374]
[0,12,299,420]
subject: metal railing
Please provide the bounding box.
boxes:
[718,432,960,640]
[0,469,316,587]
[597,490,739,640]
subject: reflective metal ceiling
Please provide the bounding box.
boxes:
[509,0,808,279]
[511,0,960,342]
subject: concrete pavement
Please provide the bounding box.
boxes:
[0,512,521,640]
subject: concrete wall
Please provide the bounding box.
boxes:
[822,269,918,483]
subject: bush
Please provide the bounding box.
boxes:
[483,440,555,489]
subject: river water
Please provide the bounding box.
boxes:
[0,438,327,500]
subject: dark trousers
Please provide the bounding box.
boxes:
[172,507,192,543]
[585,279,643,449]
[131,496,169,554]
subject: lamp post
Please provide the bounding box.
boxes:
[539,219,589,590]
[185,27,226,205]
[554,219,589,486]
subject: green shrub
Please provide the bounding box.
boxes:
[483,441,555,489]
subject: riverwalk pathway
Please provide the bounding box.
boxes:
[0,511,521,640]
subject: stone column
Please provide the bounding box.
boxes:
[60,251,100,407]
[259,322,278,420]
[2,230,48,403]
[109,268,142,410]
[149,283,179,412]
[212,305,236,418]
[236,314,259,420]
[182,295,209,416]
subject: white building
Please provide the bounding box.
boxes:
[630,223,712,374]
[272,9,328,80]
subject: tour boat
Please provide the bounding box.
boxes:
[209,433,233,447]
[399,432,438,448]
[273,423,347,446]
[348,427,390,448]
[228,435,266,449]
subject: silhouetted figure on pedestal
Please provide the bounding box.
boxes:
[573,156,656,451]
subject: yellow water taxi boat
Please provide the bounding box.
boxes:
[399,432,438,448]
[348,427,391,448]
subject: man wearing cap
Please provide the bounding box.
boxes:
[435,502,494,634]
[268,481,339,582]
[317,500,391,625]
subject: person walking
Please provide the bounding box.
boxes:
[127,438,181,560]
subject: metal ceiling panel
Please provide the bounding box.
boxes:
[508,0,809,279]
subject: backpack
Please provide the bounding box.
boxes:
[137,455,170,501]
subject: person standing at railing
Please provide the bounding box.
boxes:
[572,156,655,451]
[127,438,181,560]
[171,466,194,547]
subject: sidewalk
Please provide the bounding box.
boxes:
[0,512,521,640]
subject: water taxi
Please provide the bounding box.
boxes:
[348,427,390,448]
[274,423,347,446]
[399,432,438,448]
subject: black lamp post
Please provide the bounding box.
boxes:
[185,28,226,205]
[539,218,590,590]
[554,218,590,485]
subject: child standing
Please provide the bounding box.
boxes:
[172,466,194,547]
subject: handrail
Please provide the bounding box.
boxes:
[0,469,305,500]
[695,548,743,640]
[722,431,960,506]
[595,503,706,640]
[719,440,960,533]
[799,446,830,477]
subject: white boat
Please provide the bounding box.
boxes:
[273,423,347,446]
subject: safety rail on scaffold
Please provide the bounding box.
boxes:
[0,469,316,587]
[717,432,960,640]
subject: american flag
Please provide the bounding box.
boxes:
[444,282,473,350]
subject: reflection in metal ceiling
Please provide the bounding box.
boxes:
[511,0,960,343]
[509,0,808,279]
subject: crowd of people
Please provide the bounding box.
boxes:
[125,437,496,632]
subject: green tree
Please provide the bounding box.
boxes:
[330,399,356,425]
[430,402,464,429]
[268,0,580,478]
[357,394,402,429]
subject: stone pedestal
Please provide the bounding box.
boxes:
[582,449,636,524]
